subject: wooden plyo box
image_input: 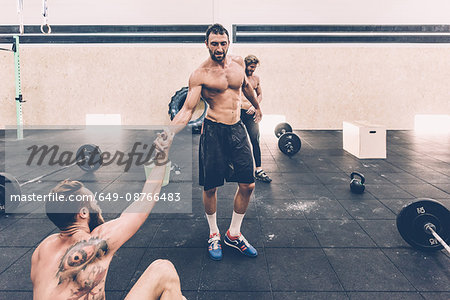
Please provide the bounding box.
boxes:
[343,121,386,159]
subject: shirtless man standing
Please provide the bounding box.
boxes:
[240,55,272,183]
[31,133,186,300]
[170,24,262,261]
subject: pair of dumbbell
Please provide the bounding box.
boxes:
[274,123,301,156]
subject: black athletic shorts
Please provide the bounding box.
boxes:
[199,118,255,190]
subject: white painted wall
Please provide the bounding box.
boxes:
[2,0,450,26]
[1,1,450,129]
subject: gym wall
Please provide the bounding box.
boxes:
[1,0,449,129]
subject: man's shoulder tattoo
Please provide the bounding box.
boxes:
[57,237,109,299]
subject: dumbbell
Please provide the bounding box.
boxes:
[274,123,301,156]
[397,198,450,254]
[0,144,103,213]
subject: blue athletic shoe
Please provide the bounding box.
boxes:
[224,230,258,257]
[208,233,223,261]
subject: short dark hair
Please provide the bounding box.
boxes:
[205,23,229,42]
[46,180,93,230]
[245,55,260,67]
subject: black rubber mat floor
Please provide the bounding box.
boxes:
[0,130,449,299]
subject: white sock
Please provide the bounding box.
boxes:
[228,211,245,237]
[206,212,219,236]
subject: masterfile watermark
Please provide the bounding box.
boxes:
[26,142,168,172]
[3,125,193,214]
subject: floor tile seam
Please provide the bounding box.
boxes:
[195,238,206,295]
[322,192,405,249]
[269,289,426,292]
[0,218,21,233]
[380,176,427,187]
[255,246,426,249]
[182,191,206,294]
[297,196,398,202]
[138,246,206,249]
[333,198,398,220]
[273,289,434,293]
[388,156,445,166]
[351,197,416,201]
[0,246,36,248]
[358,190,400,210]
[374,197,403,216]
[3,201,43,217]
[135,217,201,220]
[306,192,381,247]
[391,184,429,199]
[377,247,422,294]
[329,163,360,175]
[283,182,332,186]
[95,173,126,193]
[419,293,428,300]
[366,184,406,200]
[300,210,349,297]
[122,221,164,292]
[346,209,387,249]
[144,220,167,249]
[255,212,275,298]
[0,246,34,277]
[120,224,165,249]
[383,159,440,184]
[195,290,273,293]
[258,218,381,221]
[390,161,446,183]
[428,182,450,196]
[353,217,401,237]
[390,145,427,157]
[321,185,358,222]
[407,157,450,172]
[257,243,411,248]
[195,287,272,292]
[9,216,48,219]
[280,158,316,175]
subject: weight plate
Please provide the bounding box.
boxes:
[396,198,450,251]
[0,172,22,213]
[76,144,103,172]
[278,132,301,156]
[274,122,293,138]
[168,87,207,133]
[0,183,5,212]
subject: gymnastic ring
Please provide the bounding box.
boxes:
[40,24,52,34]
[168,87,207,134]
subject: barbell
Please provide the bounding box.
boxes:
[397,198,450,254]
[274,123,301,156]
[0,144,103,213]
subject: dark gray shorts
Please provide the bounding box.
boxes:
[199,118,255,190]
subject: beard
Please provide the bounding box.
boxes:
[209,48,227,62]
[88,211,105,231]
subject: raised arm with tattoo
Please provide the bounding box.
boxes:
[31,132,186,300]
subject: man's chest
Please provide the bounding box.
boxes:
[248,76,258,90]
[203,66,244,92]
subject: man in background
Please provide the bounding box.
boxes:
[241,55,272,183]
